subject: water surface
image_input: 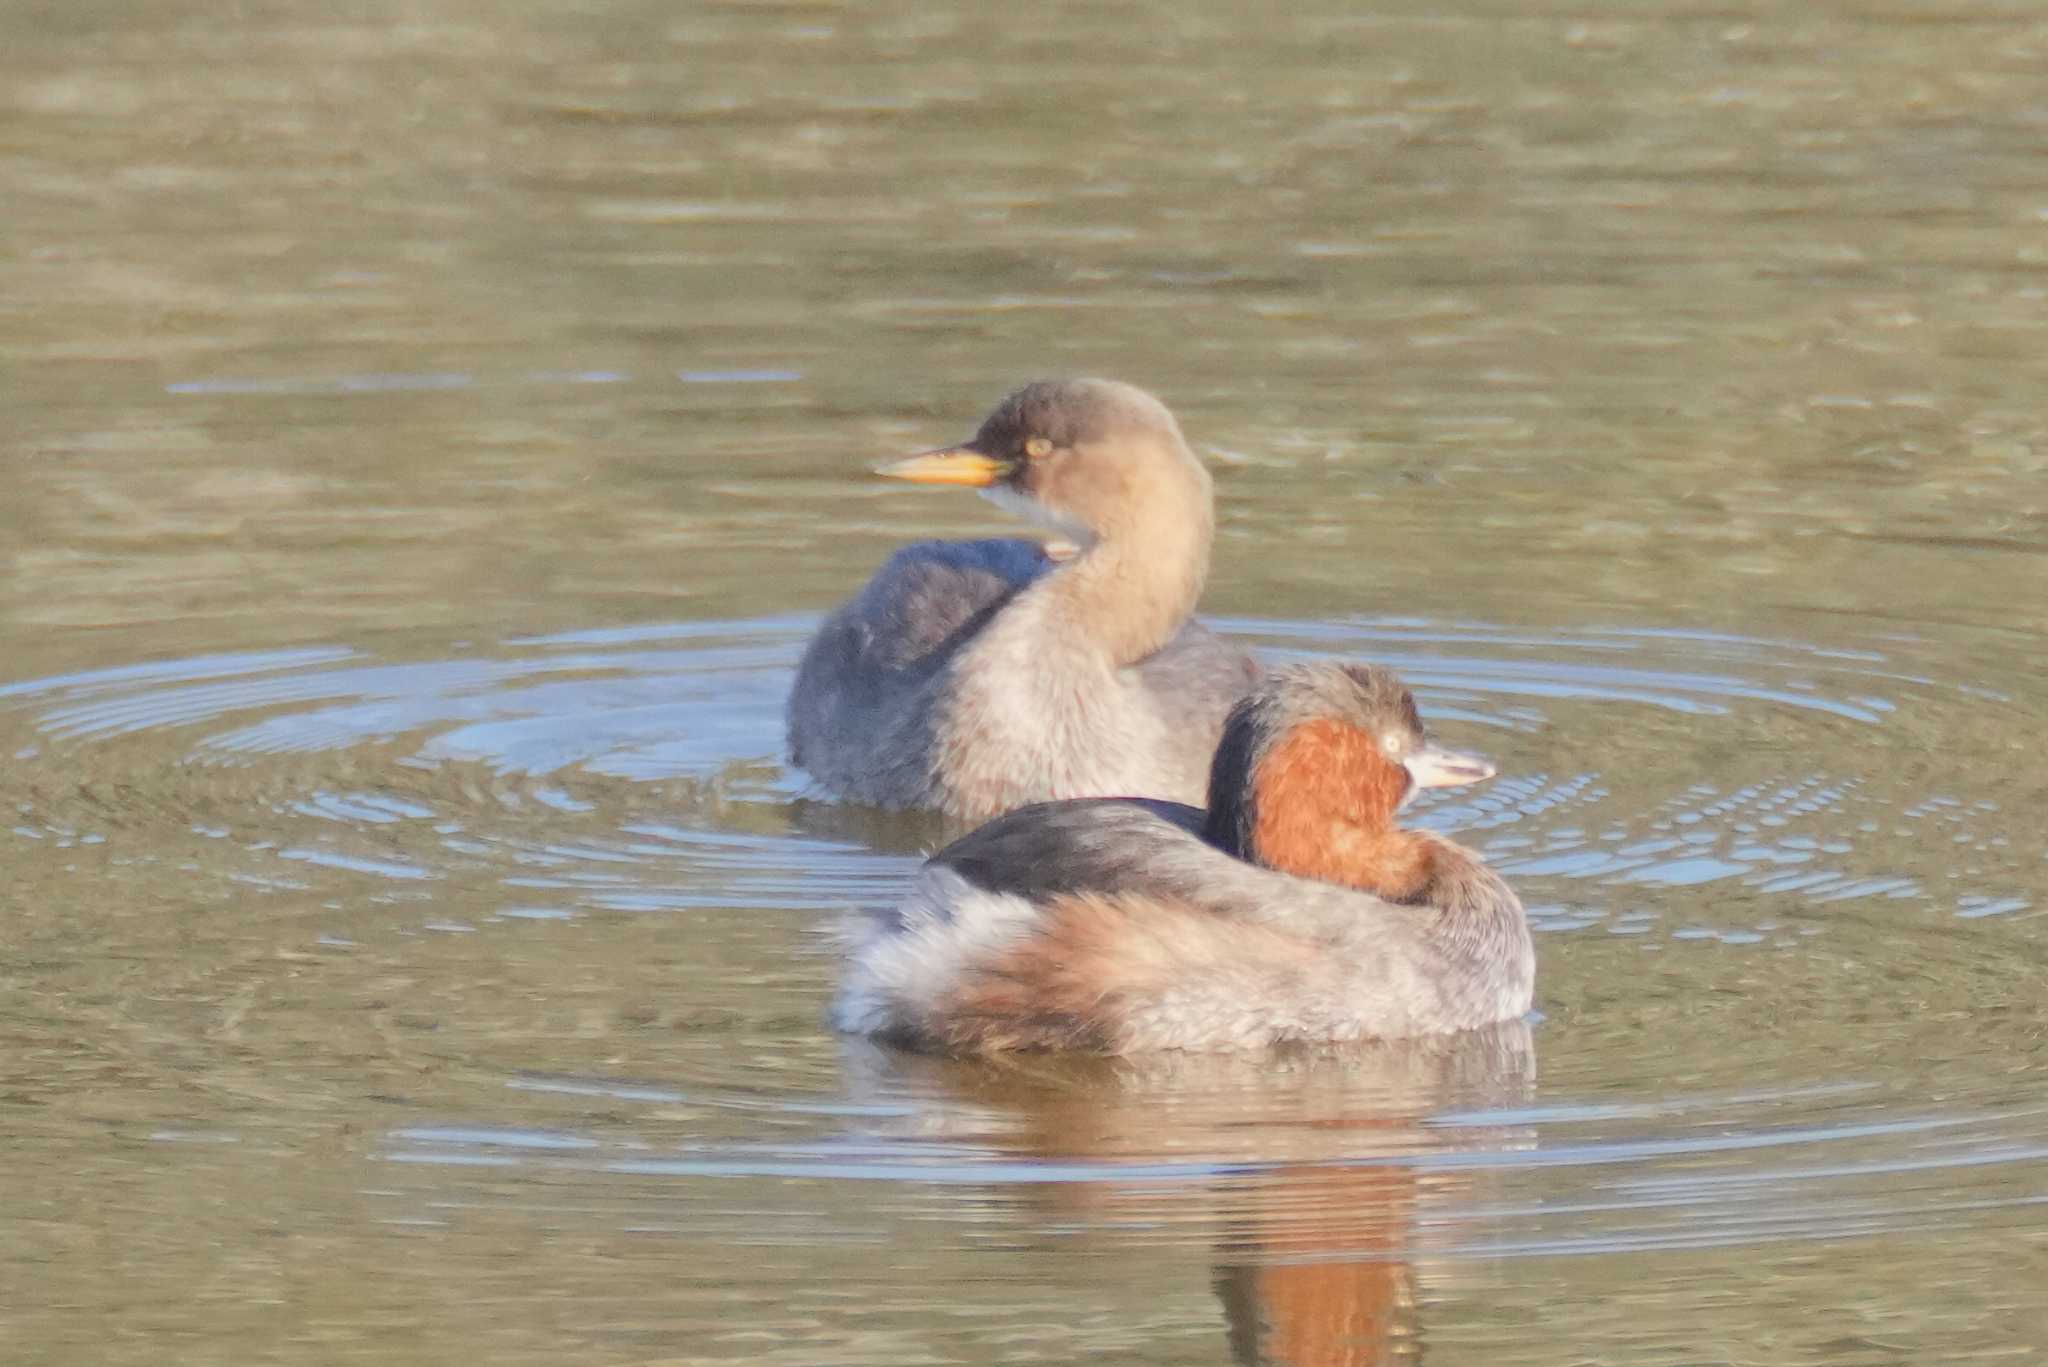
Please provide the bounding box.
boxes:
[5,1,2048,1363]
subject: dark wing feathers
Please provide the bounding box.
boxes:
[788,539,1048,785]
[931,798,1211,906]
[846,539,1050,671]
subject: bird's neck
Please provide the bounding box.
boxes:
[1207,719,1440,900]
[1029,477,1213,667]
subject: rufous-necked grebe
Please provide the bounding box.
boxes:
[833,661,1532,1053]
[787,379,1260,824]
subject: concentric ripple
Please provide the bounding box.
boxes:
[355,1021,2048,1272]
[1,611,2035,933]
[7,612,2046,1277]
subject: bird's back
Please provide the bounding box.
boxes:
[789,540,1258,817]
[786,538,1049,808]
[831,797,1223,1050]
[1133,616,1262,738]
[931,796,1215,905]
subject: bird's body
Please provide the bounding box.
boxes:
[787,380,1259,824]
[833,662,1532,1054]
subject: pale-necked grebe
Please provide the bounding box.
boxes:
[833,662,1531,1053]
[787,379,1259,824]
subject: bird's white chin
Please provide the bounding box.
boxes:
[980,484,1095,548]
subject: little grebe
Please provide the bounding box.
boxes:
[833,662,1531,1053]
[787,379,1259,824]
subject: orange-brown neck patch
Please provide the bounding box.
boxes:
[1249,718,1437,900]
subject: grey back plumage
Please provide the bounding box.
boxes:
[786,537,1049,810]
[933,797,1210,905]
[786,535,1257,817]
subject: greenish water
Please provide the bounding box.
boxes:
[4,2,2046,1362]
